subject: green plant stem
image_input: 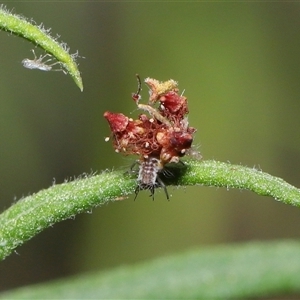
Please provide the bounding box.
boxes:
[180,159,300,206]
[0,159,300,261]
[0,5,83,91]
[0,171,135,261]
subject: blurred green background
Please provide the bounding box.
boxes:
[1,2,300,292]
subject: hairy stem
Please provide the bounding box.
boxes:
[0,5,83,91]
[0,159,299,261]
[179,160,300,207]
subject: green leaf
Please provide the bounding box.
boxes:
[0,5,83,91]
[1,240,300,299]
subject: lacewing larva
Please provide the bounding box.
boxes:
[104,75,199,200]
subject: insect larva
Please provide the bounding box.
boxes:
[132,156,169,200]
[22,49,63,72]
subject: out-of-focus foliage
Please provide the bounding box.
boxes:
[2,241,300,299]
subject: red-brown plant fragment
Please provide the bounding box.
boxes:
[104,77,197,166]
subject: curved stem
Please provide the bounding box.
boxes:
[0,159,299,261]
[179,160,300,207]
[0,5,83,91]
